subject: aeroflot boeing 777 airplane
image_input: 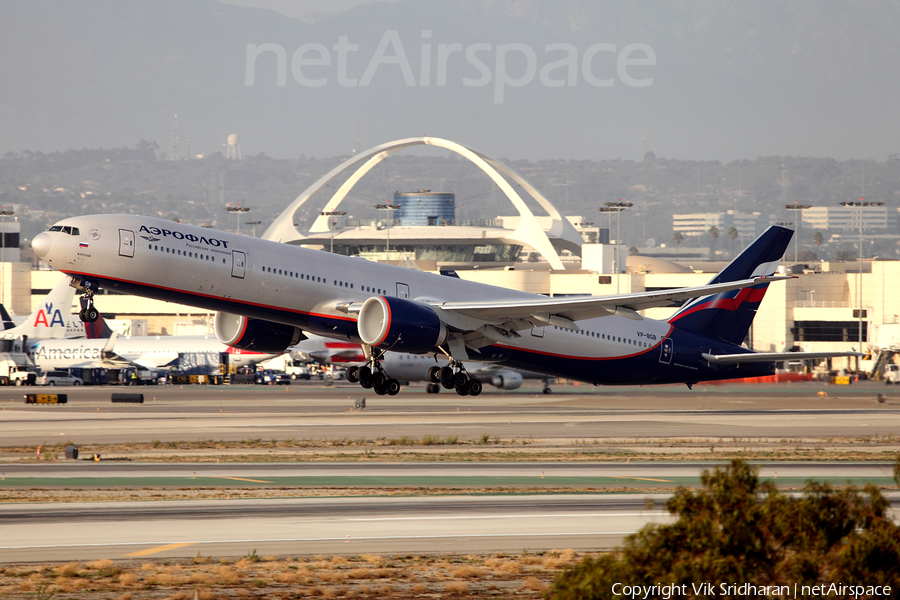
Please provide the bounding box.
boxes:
[32,216,855,396]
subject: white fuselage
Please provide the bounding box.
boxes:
[28,335,275,370]
[32,215,695,385]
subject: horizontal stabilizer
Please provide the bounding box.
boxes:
[702,351,863,365]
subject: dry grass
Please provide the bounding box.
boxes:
[0,550,585,599]
[444,580,471,594]
[449,565,489,578]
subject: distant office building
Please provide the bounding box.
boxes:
[673,210,765,239]
[393,190,455,226]
[800,206,894,231]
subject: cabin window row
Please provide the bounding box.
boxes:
[260,265,391,296]
[552,326,651,348]
[151,245,222,263]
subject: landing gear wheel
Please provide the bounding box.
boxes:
[374,381,388,395]
[346,366,360,383]
[427,366,441,383]
[426,383,440,394]
[373,371,388,388]
[358,366,374,389]
[386,379,401,395]
[543,387,552,394]
[79,290,99,323]
[455,381,469,396]
[466,379,482,396]
[453,372,469,389]
[439,366,455,389]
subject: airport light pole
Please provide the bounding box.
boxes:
[839,199,884,372]
[0,207,13,309]
[785,203,812,264]
[225,204,250,235]
[319,211,346,253]
[245,219,261,238]
[600,200,632,293]
[374,204,399,261]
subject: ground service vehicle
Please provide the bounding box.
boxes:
[37,370,83,386]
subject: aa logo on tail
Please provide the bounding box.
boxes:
[34,303,65,328]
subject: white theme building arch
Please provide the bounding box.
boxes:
[262,136,583,270]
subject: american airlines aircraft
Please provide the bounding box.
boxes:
[28,334,277,371]
[31,216,855,396]
[0,277,111,340]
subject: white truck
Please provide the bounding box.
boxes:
[0,352,37,386]
[884,364,900,384]
[259,355,312,380]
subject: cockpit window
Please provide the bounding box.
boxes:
[70,227,79,235]
[48,226,62,232]
[61,226,72,234]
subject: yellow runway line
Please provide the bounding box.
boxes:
[610,476,675,483]
[125,542,195,557]
[216,476,275,483]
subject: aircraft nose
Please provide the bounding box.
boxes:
[32,232,52,259]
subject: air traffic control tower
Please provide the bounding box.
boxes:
[393,190,454,227]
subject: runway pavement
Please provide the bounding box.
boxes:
[0,380,898,446]
[1,381,898,563]
[0,494,674,561]
[0,462,897,563]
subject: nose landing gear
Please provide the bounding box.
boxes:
[78,292,100,323]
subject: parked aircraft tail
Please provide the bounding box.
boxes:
[0,277,112,340]
[668,225,793,345]
[0,304,15,330]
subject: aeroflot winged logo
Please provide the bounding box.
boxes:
[34,302,65,328]
[140,225,230,248]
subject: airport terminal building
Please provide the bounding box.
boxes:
[9,137,898,372]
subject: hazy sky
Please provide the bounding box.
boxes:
[2,1,898,161]
[217,0,402,20]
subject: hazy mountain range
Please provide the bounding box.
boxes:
[1,0,899,161]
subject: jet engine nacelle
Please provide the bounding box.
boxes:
[214,311,304,353]
[358,296,447,354]
[491,371,523,390]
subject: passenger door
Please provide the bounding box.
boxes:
[231,251,246,279]
[118,229,135,258]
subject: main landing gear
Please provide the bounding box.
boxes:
[78,291,100,323]
[345,349,401,396]
[427,361,482,397]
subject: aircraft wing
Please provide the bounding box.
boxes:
[702,351,863,365]
[77,332,134,368]
[430,276,790,332]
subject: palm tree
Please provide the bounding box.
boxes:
[727,226,739,258]
[813,230,825,251]
[708,226,720,259]
[672,231,684,255]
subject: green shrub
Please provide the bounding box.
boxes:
[548,459,900,599]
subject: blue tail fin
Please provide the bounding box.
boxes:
[0,304,14,330]
[668,225,793,345]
